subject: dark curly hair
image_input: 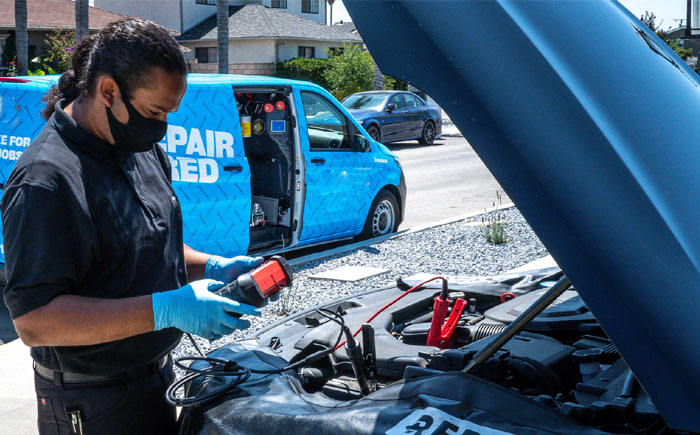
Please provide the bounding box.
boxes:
[41,18,187,119]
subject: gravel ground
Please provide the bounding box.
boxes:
[171,206,548,364]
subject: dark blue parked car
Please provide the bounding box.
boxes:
[342,91,442,144]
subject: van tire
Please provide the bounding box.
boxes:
[359,190,399,240]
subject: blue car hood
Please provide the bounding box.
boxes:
[346,0,700,431]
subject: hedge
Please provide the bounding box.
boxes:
[275,58,331,89]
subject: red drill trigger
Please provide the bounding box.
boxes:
[426,297,467,348]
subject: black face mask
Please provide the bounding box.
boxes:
[106,88,168,153]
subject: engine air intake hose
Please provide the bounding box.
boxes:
[471,323,507,342]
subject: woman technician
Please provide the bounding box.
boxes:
[1,19,260,434]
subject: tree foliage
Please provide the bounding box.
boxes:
[323,43,373,100]
[35,28,74,74]
[276,57,331,89]
[383,75,408,91]
[640,11,698,69]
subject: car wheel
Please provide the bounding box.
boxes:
[359,190,399,239]
[419,121,436,145]
[366,125,381,142]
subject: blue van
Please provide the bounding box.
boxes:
[0,74,406,263]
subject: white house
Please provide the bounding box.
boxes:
[94,0,359,76]
[177,4,362,75]
[94,0,328,34]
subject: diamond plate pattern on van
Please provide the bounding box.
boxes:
[0,81,250,261]
[293,85,402,245]
[0,81,51,263]
[166,84,250,257]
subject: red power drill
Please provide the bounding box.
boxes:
[215,255,293,308]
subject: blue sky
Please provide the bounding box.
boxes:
[330,1,688,32]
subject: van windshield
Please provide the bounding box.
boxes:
[342,94,388,110]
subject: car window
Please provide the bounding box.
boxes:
[388,94,406,109]
[342,93,388,110]
[301,92,351,150]
[405,94,423,107]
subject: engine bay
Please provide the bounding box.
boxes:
[179,268,674,434]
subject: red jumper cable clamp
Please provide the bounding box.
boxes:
[426,279,467,348]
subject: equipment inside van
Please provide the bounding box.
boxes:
[235,90,294,251]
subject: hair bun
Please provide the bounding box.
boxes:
[57,70,80,100]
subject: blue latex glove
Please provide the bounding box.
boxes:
[152,279,261,340]
[205,255,264,283]
[205,255,281,303]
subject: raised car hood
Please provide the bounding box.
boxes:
[345,0,700,431]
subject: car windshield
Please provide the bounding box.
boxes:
[342,94,388,110]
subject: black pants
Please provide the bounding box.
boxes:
[34,361,177,435]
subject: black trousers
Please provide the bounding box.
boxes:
[34,361,177,435]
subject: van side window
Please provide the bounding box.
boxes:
[301,92,351,151]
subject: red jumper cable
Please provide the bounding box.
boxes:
[333,276,447,351]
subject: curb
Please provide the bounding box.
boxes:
[289,202,515,267]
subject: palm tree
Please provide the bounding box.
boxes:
[327,0,335,25]
[14,0,28,75]
[75,0,89,43]
[216,0,229,74]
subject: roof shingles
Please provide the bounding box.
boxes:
[178,4,362,43]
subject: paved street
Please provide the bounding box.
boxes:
[388,135,510,231]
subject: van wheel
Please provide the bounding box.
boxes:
[359,191,399,239]
[419,121,435,145]
[366,125,381,142]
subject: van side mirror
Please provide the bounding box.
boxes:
[385,103,397,113]
[354,134,371,152]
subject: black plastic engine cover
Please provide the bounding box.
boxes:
[179,341,607,435]
[485,289,597,332]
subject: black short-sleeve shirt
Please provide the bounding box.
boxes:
[1,100,187,376]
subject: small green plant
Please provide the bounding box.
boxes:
[277,285,295,315]
[482,212,508,244]
[482,191,509,244]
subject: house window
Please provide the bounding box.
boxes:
[195,47,217,64]
[298,46,315,59]
[302,0,319,14]
[328,47,344,56]
[195,0,216,4]
[271,0,287,8]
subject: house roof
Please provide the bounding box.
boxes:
[332,21,357,34]
[0,0,126,31]
[178,4,362,43]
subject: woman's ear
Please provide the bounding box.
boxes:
[96,75,120,108]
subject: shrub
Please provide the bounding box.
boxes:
[384,75,408,91]
[276,57,331,89]
[323,43,373,100]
